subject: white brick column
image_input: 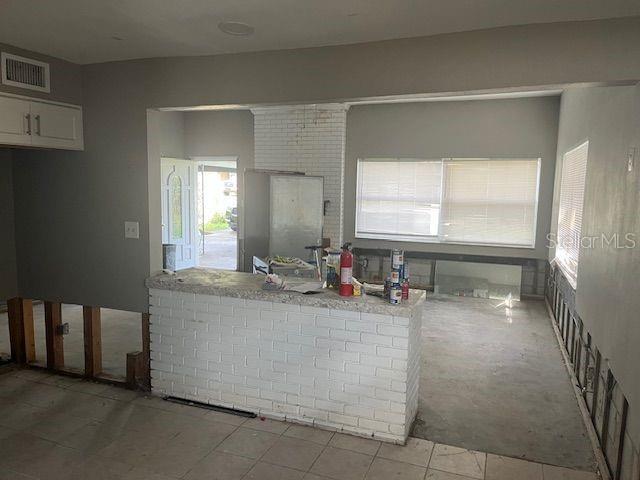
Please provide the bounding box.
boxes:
[252,104,348,247]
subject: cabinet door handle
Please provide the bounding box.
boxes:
[25,114,31,135]
[35,114,41,136]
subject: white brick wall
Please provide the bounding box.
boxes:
[149,288,420,444]
[252,104,348,247]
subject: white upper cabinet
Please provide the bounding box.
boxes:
[30,101,83,150]
[0,95,32,146]
[0,93,84,151]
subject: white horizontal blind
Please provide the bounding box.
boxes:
[356,159,442,240]
[555,141,589,287]
[440,158,540,246]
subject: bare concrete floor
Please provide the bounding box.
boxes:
[0,304,142,378]
[0,369,599,480]
[413,295,596,472]
[199,229,237,270]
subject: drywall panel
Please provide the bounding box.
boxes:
[11,17,640,313]
[0,149,17,299]
[552,84,640,445]
[344,96,560,259]
[158,111,185,158]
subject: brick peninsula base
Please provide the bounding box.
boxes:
[146,268,425,444]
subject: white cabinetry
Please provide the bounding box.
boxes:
[0,93,83,150]
[0,95,32,146]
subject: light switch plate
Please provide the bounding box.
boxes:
[124,221,140,239]
[628,147,637,173]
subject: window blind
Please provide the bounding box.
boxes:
[555,141,589,287]
[355,159,442,240]
[440,159,540,247]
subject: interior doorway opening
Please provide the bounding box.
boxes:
[196,157,238,271]
[160,156,238,272]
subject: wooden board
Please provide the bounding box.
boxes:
[44,301,64,369]
[82,306,102,377]
[7,298,35,363]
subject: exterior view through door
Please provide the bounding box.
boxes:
[161,156,238,272]
[196,157,238,271]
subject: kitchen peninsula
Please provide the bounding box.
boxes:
[146,268,425,443]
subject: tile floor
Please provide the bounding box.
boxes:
[0,369,601,480]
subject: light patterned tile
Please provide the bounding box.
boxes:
[377,437,434,467]
[284,424,334,444]
[426,469,477,480]
[183,451,255,480]
[310,446,374,480]
[243,417,289,434]
[365,457,426,480]
[329,433,381,455]
[429,444,486,480]
[215,427,280,459]
[245,462,305,480]
[262,436,324,470]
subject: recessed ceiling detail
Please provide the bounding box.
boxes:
[218,21,255,36]
[0,0,638,64]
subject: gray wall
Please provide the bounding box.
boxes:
[552,84,640,445]
[0,149,18,300]
[11,17,640,313]
[158,111,185,158]
[344,96,560,259]
[0,42,82,105]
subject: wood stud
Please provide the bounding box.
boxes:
[44,301,64,369]
[7,298,35,364]
[615,397,629,480]
[83,306,102,377]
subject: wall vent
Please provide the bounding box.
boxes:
[1,52,50,93]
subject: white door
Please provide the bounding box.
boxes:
[0,96,32,146]
[161,158,197,270]
[30,101,84,150]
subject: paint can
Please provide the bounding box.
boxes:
[391,249,404,270]
[389,285,402,304]
[390,269,401,285]
[402,261,409,280]
[401,280,409,300]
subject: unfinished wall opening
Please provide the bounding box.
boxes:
[99,308,142,378]
[32,303,85,373]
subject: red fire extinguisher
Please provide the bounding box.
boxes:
[339,243,354,297]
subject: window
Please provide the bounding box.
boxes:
[555,141,589,288]
[356,159,442,241]
[355,157,541,248]
[441,158,540,246]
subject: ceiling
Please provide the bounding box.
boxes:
[1,0,639,65]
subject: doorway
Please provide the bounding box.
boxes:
[161,157,197,270]
[195,157,238,271]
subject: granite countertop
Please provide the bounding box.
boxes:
[146,268,426,316]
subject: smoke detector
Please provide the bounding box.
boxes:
[218,21,254,36]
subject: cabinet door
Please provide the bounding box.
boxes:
[30,102,84,150]
[0,96,32,146]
